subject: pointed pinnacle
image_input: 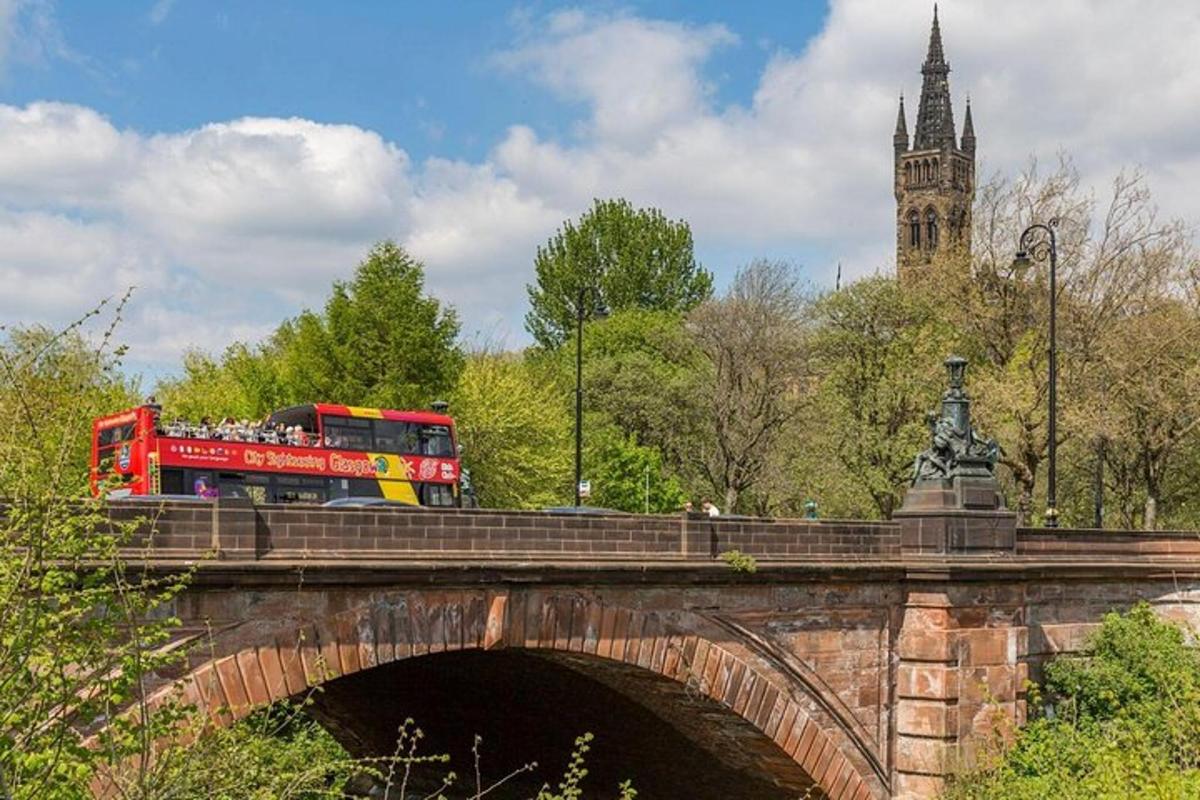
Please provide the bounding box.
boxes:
[925,5,946,68]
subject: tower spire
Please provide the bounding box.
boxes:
[913,6,956,150]
[925,4,945,68]
[894,93,909,156]
[961,97,975,154]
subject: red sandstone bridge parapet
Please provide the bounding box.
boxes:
[81,499,1200,568]
[99,500,903,563]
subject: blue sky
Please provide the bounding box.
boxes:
[5,2,828,164]
[2,1,1199,375]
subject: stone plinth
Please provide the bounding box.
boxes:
[894,477,1015,555]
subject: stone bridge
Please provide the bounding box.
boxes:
[114,500,1200,799]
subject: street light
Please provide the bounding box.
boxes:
[573,285,608,507]
[1012,217,1060,527]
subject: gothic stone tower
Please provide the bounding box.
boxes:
[894,7,974,276]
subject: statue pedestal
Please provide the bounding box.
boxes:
[894,477,1015,555]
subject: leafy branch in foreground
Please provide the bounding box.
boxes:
[0,294,192,799]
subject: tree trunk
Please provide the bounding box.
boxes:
[1003,457,1036,527]
[724,486,738,516]
[1143,495,1157,531]
[1015,481,1033,527]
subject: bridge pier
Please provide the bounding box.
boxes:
[891,483,1023,796]
[892,582,1027,798]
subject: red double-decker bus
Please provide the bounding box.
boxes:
[91,403,462,506]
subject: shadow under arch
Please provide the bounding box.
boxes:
[160,590,885,799]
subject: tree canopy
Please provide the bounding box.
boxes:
[159,241,462,418]
[525,199,713,348]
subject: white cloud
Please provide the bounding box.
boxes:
[486,0,1200,271]
[494,10,737,147]
[0,102,135,205]
[4,1,1200,373]
[0,211,164,319]
[133,118,407,235]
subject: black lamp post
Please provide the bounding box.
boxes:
[573,285,607,507]
[1012,218,1060,527]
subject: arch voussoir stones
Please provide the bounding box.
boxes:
[147,589,883,800]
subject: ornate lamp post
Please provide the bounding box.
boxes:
[1012,218,1060,527]
[573,285,607,507]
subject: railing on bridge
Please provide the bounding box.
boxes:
[81,499,1200,565]
[103,499,902,563]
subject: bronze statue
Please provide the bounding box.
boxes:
[911,356,999,485]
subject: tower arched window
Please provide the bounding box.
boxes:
[926,209,939,249]
[907,210,921,248]
[905,162,912,185]
[932,158,939,182]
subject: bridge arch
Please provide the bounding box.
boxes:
[158,590,885,799]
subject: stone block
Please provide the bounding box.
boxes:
[898,628,956,661]
[959,665,1018,705]
[893,772,946,799]
[895,735,952,775]
[897,699,958,737]
[897,664,959,702]
[958,627,1016,666]
[895,474,1016,554]
[237,649,270,707]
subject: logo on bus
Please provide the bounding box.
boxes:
[118,443,131,471]
[374,456,389,475]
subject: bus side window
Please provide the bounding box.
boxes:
[97,423,135,448]
[321,416,373,450]
[161,468,185,495]
[192,471,218,499]
[275,475,327,504]
[420,426,454,457]
[374,420,418,454]
[422,483,455,507]
[95,422,138,485]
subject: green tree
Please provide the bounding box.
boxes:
[286,241,463,408]
[1079,298,1200,530]
[156,345,279,422]
[0,302,191,798]
[583,423,685,513]
[451,351,572,509]
[686,260,814,513]
[526,199,713,348]
[158,241,463,418]
[924,161,1187,526]
[143,702,361,799]
[548,309,707,493]
[0,321,139,492]
[810,276,951,518]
